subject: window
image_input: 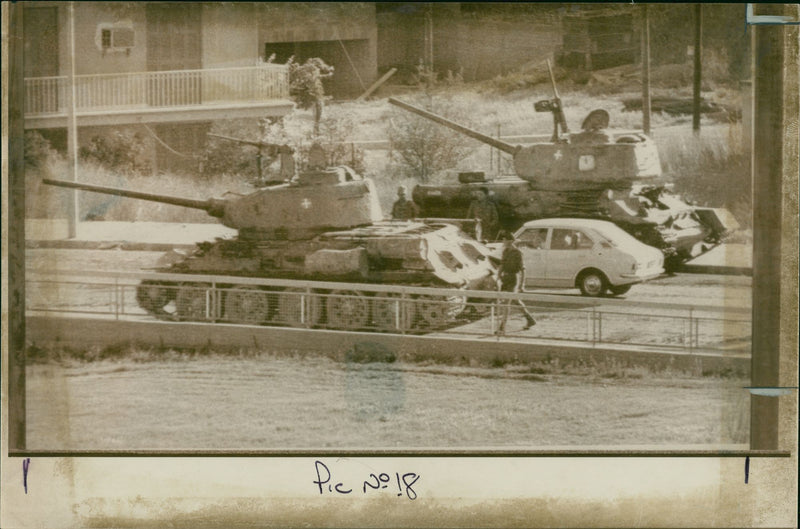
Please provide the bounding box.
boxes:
[517,228,548,250]
[551,229,594,250]
[97,24,135,53]
[575,230,595,249]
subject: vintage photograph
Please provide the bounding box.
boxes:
[7,2,779,454]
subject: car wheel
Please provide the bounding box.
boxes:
[578,270,608,297]
[608,284,632,296]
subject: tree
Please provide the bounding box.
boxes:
[287,57,334,135]
[387,98,474,182]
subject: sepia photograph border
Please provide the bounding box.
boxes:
[2,2,797,527]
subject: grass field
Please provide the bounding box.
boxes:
[26,350,749,450]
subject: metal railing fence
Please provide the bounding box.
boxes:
[26,269,751,354]
[24,65,289,116]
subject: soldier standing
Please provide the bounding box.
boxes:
[466,187,499,242]
[391,186,419,220]
[495,232,536,335]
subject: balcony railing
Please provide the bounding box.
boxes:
[24,65,290,116]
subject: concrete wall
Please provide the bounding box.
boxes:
[377,6,562,82]
[455,19,561,81]
[256,2,378,97]
[201,3,260,68]
[66,2,149,76]
[46,3,265,75]
[256,3,376,43]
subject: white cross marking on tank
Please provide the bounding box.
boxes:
[301,198,312,209]
[554,150,563,160]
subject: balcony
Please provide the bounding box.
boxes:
[24,65,294,129]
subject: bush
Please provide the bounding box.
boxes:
[24,130,57,169]
[657,124,751,227]
[25,150,253,223]
[301,115,366,174]
[386,97,475,181]
[79,130,151,173]
[201,119,270,180]
[483,62,567,95]
[201,113,368,181]
[409,62,466,93]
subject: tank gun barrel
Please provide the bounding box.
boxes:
[388,98,519,155]
[207,133,293,153]
[42,179,224,217]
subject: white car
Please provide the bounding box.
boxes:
[511,218,665,297]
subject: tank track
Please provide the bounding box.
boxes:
[135,279,481,334]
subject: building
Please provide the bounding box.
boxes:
[259,3,377,98]
[23,2,378,172]
[559,6,639,71]
[376,3,563,82]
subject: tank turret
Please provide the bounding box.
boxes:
[387,99,662,193]
[45,165,382,240]
[43,158,497,331]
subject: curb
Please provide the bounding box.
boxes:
[678,264,753,276]
[26,240,197,252]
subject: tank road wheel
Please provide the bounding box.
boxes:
[608,284,632,297]
[175,283,210,321]
[577,270,608,297]
[326,290,370,330]
[276,288,322,327]
[372,293,416,331]
[415,295,467,330]
[135,280,171,316]
[224,287,271,325]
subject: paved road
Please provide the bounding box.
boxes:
[25,248,752,310]
[24,248,752,354]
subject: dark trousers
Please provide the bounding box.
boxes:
[497,280,535,332]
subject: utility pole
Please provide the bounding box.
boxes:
[641,4,651,135]
[425,3,434,69]
[66,1,79,238]
[692,3,703,134]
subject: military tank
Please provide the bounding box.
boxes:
[387,67,733,270]
[43,153,497,332]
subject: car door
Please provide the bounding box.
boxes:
[546,228,596,287]
[515,227,549,288]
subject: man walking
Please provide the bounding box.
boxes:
[496,232,536,335]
